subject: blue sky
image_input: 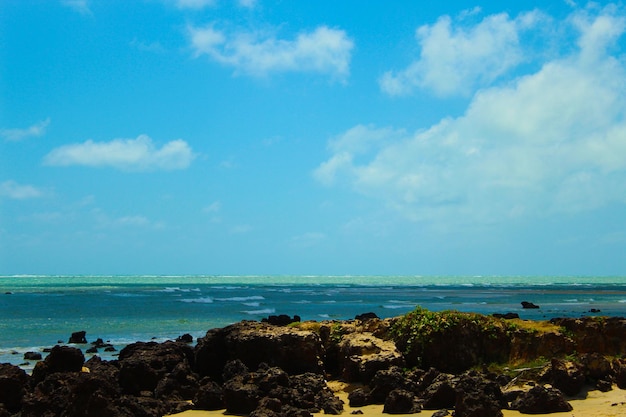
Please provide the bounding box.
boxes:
[2,0,626,276]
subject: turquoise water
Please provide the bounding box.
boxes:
[2,275,626,370]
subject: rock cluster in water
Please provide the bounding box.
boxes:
[1,311,626,416]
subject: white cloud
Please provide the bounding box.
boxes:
[1,118,50,141]
[380,10,546,97]
[188,24,354,79]
[61,0,92,15]
[0,181,44,200]
[43,134,195,171]
[317,6,626,223]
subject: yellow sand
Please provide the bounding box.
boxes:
[168,381,626,417]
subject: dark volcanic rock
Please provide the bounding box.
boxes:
[510,385,572,414]
[262,314,301,326]
[541,358,585,396]
[31,345,85,384]
[492,313,520,319]
[368,366,414,404]
[155,361,200,401]
[118,340,194,395]
[23,351,42,361]
[193,377,224,410]
[0,363,30,414]
[453,373,505,417]
[348,387,370,407]
[68,330,88,344]
[422,373,458,410]
[195,321,324,381]
[521,301,540,309]
[355,312,379,321]
[176,333,194,343]
[382,389,421,414]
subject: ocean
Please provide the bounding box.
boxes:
[2,275,626,371]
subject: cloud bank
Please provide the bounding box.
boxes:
[188,24,353,79]
[380,9,545,97]
[44,135,194,171]
[317,6,626,224]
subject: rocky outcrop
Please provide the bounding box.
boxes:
[68,330,88,344]
[510,385,573,413]
[31,345,85,385]
[338,332,405,382]
[221,363,343,416]
[4,311,626,416]
[550,317,626,355]
[118,340,196,397]
[194,321,324,381]
[0,364,29,414]
[453,373,505,417]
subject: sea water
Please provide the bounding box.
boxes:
[2,275,626,371]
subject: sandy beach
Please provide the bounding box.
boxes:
[169,381,626,417]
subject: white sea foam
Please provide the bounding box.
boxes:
[180,297,214,303]
[215,296,265,302]
[243,302,260,307]
[243,308,275,315]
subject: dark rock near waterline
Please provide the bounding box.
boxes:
[492,312,520,319]
[195,321,324,381]
[176,333,194,343]
[262,314,301,326]
[521,301,540,309]
[23,351,42,361]
[68,330,88,344]
[355,312,379,321]
[510,385,572,414]
[86,346,98,354]
[118,340,195,396]
[31,345,85,385]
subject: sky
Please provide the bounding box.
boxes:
[1,0,626,276]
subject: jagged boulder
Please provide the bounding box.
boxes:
[68,330,88,344]
[195,321,324,381]
[193,377,224,410]
[540,358,585,396]
[118,341,195,395]
[338,332,405,383]
[0,363,29,414]
[368,366,415,404]
[453,373,505,417]
[31,345,85,385]
[383,389,421,414]
[510,385,573,414]
[422,373,458,410]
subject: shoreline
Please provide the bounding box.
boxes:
[3,309,626,416]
